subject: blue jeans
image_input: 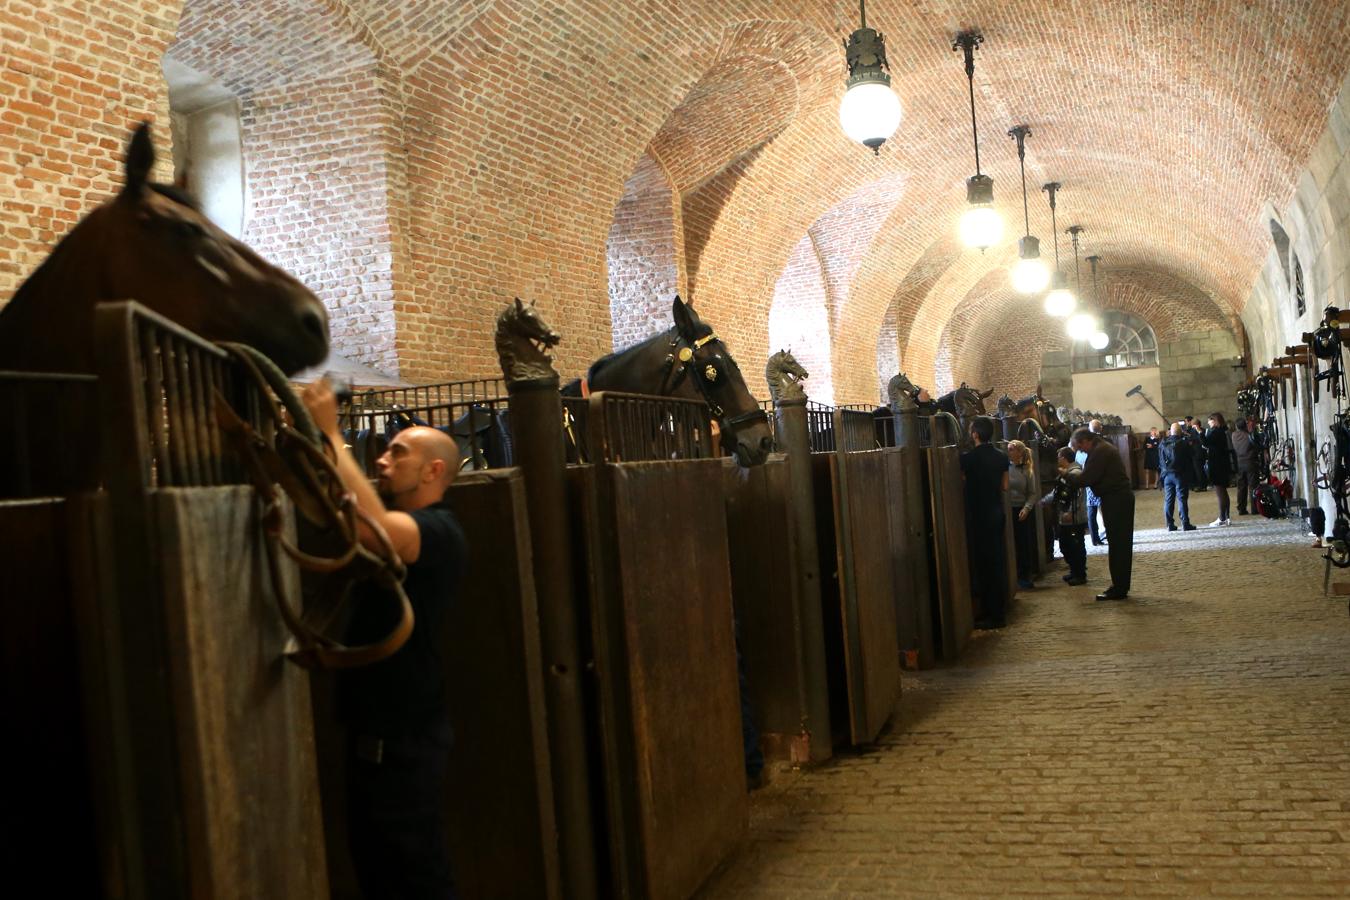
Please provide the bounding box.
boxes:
[1087,497,1103,543]
[1162,474,1191,528]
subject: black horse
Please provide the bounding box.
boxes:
[935,382,994,420]
[562,296,774,467]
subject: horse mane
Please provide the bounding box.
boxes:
[586,320,713,382]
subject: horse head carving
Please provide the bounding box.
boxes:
[494,297,562,385]
[765,349,809,404]
[0,122,329,375]
[887,371,919,413]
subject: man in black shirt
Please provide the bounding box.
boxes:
[960,416,1010,629]
[304,379,467,900]
[1069,427,1135,600]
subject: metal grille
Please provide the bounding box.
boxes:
[836,408,879,453]
[587,391,714,463]
[806,401,836,453]
[341,396,513,475]
[343,377,506,415]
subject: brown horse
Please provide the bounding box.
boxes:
[0,122,329,375]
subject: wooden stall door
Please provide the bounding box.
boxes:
[831,451,902,744]
[722,456,810,763]
[155,487,328,899]
[883,446,934,668]
[926,447,973,659]
[587,459,747,900]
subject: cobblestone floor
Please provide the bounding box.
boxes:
[700,490,1350,898]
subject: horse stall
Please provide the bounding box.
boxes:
[921,413,975,659]
[805,406,903,745]
[0,302,328,898]
[574,391,747,899]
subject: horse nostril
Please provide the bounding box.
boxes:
[300,306,327,345]
[760,436,773,451]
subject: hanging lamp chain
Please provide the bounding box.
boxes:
[954,31,984,176]
[1068,225,1085,291]
[1043,182,1062,268]
[1008,125,1031,237]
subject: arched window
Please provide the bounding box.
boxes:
[1073,311,1158,372]
[1294,254,1306,317]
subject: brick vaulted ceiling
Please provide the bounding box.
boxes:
[4,1,1346,390]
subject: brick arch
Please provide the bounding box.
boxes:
[937,266,1237,399]
[606,153,680,349]
[769,232,834,404]
[169,0,404,373]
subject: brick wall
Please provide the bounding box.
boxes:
[606,152,680,351]
[3,2,1349,404]
[0,1,177,298]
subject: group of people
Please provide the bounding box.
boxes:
[1142,413,1259,531]
[962,416,1136,631]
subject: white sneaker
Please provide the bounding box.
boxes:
[1208,518,1225,527]
[1219,519,1232,526]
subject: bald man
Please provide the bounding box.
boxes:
[303,379,467,900]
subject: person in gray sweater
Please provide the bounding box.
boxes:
[1231,418,1256,515]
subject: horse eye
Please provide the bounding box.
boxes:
[174,220,206,239]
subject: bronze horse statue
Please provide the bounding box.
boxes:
[0,122,329,375]
[562,296,773,467]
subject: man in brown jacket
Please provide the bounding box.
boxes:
[1068,427,1135,600]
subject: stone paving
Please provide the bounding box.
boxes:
[700,490,1350,898]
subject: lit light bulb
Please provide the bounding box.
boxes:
[959,205,1003,250]
[1011,256,1050,294]
[839,82,903,151]
[1066,312,1097,341]
[1089,330,1110,350]
[1043,271,1076,317]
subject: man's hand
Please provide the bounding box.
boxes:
[1018,508,1030,521]
[301,378,342,442]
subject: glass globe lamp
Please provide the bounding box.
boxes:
[1011,235,1049,294]
[1066,312,1097,341]
[1043,271,1076,317]
[1089,330,1110,350]
[839,81,903,152]
[959,173,1002,250]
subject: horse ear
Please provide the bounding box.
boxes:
[514,297,525,313]
[980,387,995,399]
[123,121,155,197]
[672,295,697,340]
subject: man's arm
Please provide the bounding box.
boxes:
[302,380,423,563]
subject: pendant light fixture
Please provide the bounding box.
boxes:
[1041,182,1075,317]
[1064,226,1098,340]
[1086,255,1110,349]
[1007,125,1048,293]
[839,0,903,154]
[954,31,1002,250]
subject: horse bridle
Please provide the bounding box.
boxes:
[659,329,769,432]
[214,343,414,670]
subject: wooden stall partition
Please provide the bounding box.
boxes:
[584,458,747,900]
[722,455,814,765]
[155,488,328,898]
[810,448,901,747]
[884,444,935,669]
[926,444,973,659]
[92,302,328,898]
[832,448,903,743]
[0,495,120,895]
[442,470,560,898]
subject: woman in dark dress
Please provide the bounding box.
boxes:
[1143,427,1161,489]
[1204,412,1233,526]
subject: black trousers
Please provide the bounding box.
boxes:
[1057,523,1086,579]
[969,521,1009,624]
[347,724,458,900]
[1012,512,1037,582]
[1235,465,1255,514]
[1099,491,1136,594]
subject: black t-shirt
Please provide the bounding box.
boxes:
[339,503,467,737]
[960,442,1008,531]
